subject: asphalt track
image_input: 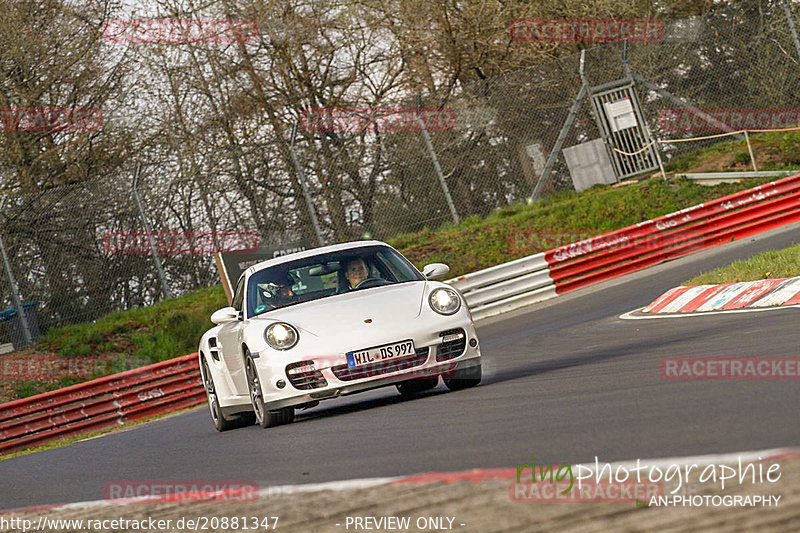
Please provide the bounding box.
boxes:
[1,224,799,510]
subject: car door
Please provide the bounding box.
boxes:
[216,275,249,396]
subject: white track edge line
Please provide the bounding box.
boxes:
[620,303,800,320]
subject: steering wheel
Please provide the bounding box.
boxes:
[354,277,390,289]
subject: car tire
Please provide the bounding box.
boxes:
[202,356,252,431]
[443,363,482,391]
[245,352,294,429]
[396,376,439,395]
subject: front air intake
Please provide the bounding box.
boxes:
[436,328,466,361]
[286,361,328,390]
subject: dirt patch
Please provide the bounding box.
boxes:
[0,380,21,404]
[689,138,797,173]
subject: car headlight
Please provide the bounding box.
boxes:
[264,322,299,350]
[429,287,461,315]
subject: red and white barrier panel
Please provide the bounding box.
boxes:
[451,174,800,320]
[0,354,203,456]
[641,277,800,315]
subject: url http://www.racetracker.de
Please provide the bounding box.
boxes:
[0,515,280,532]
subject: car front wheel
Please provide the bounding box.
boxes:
[202,356,254,431]
[245,352,294,428]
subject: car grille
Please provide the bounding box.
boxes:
[436,328,466,361]
[331,347,429,381]
[286,361,328,390]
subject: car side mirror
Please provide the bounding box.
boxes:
[422,263,450,280]
[211,306,239,324]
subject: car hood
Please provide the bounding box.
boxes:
[257,281,428,337]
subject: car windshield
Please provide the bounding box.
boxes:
[247,245,425,317]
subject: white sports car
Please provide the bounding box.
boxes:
[198,240,482,430]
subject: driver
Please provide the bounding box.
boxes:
[262,274,296,306]
[344,257,369,289]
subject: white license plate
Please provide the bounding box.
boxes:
[346,340,416,369]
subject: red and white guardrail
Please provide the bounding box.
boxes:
[2,174,799,454]
[448,173,800,320]
[0,354,203,455]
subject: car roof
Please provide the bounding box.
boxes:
[245,240,395,276]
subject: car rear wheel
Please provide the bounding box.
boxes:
[443,363,482,391]
[202,356,253,431]
[245,353,294,428]
[396,376,439,395]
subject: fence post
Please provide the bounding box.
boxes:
[289,121,326,246]
[531,50,588,201]
[416,98,459,225]
[132,163,173,299]
[744,131,759,171]
[782,0,800,64]
[0,232,33,346]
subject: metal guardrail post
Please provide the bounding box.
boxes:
[290,122,326,246]
[0,231,33,346]
[132,163,173,299]
[415,98,459,225]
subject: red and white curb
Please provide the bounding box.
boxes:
[622,276,800,319]
[2,448,798,515]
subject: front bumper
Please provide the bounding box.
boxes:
[252,318,482,410]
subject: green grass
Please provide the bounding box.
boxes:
[686,243,800,285]
[665,130,800,173]
[38,285,227,366]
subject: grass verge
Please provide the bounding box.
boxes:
[665,130,800,173]
[686,243,800,285]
